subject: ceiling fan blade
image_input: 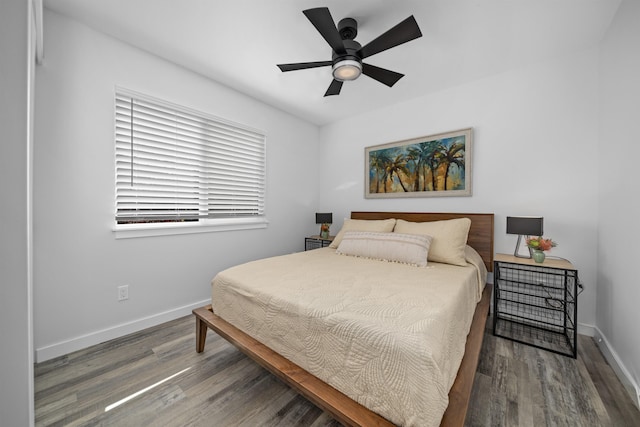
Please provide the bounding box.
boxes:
[303,7,346,55]
[357,15,422,59]
[362,63,404,87]
[277,61,333,72]
[324,79,343,97]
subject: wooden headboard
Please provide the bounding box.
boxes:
[350,211,495,272]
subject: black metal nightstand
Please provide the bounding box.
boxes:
[305,235,334,251]
[493,253,579,358]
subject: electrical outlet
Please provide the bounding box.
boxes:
[118,285,129,301]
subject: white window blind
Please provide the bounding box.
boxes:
[115,90,266,224]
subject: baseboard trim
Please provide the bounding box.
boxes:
[35,299,210,363]
[577,322,595,337]
[593,326,640,410]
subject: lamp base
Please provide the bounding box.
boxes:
[513,235,532,258]
[319,224,330,240]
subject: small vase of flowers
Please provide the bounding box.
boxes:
[526,236,558,263]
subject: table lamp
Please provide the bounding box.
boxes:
[315,213,332,239]
[506,216,543,258]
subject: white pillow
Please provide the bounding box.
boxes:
[393,218,471,266]
[336,231,432,267]
[329,218,396,248]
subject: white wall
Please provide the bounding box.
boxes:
[0,0,34,425]
[33,10,320,361]
[598,0,640,405]
[318,48,600,330]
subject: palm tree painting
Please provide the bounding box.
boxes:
[365,128,472,198]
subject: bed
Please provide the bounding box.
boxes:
[193,212,494,426]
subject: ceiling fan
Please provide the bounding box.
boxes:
[277,7,422,97]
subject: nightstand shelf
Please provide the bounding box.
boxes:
[493,254,578,358]
[305,235,334,251]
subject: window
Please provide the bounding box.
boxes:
[114,89,266,233]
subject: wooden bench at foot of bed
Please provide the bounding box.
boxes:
[193,283,492,427]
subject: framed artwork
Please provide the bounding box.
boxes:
[365,128,472,198]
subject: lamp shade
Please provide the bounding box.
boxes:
[316,212,333,224]
[506,216,543,236]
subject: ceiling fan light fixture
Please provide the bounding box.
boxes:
[332,59,362,81]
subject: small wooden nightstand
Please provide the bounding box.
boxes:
[305,235,334,251]
[493,253,579,358]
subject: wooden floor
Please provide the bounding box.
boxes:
[35,315,640,427]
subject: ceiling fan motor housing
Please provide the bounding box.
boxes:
[333,18,362,69]
[332,39,362,65]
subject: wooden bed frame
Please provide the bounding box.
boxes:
[193,212,494,427]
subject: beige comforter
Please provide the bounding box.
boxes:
[211,247,486,426]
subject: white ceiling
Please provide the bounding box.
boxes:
[43,0,620,126]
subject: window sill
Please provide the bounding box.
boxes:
[113,217,268,239]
